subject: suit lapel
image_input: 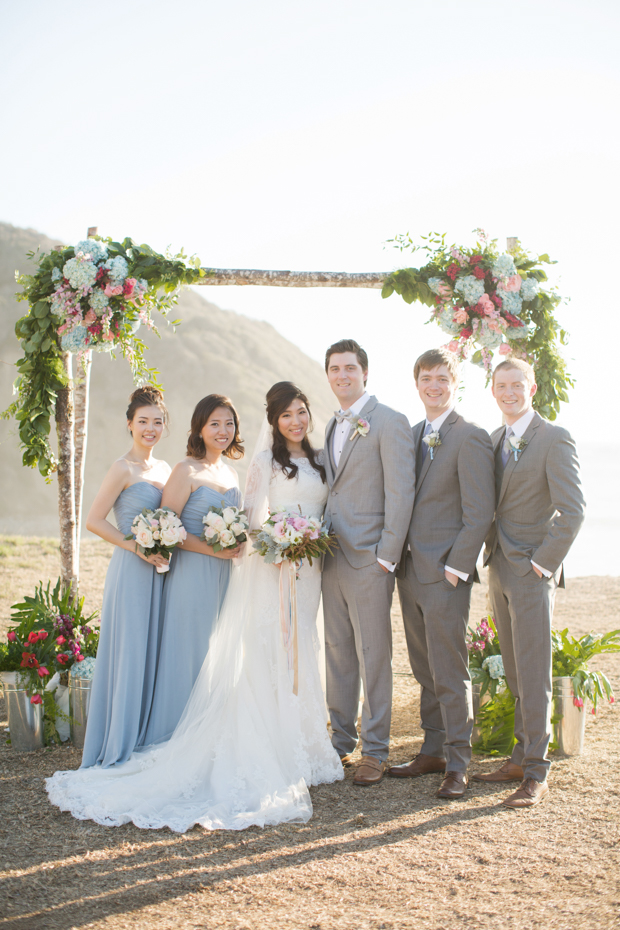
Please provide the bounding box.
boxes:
[496,413,541,509]
[324,417,337,486]
[416,410,459,493]
[332,396,377,488]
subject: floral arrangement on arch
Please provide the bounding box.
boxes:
[4,235,206,478]
[382,230,572,420]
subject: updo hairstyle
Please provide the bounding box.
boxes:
[126,385,169,430]
[266,381,325,483]
[186,394,244,460]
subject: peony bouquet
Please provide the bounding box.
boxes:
[252,509,337,566]
[125,507,187,573]
[202,504,249,552]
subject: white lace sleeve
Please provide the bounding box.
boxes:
[243,450,272,531]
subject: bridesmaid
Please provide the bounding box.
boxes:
[143,394,244,744]
[82,386,172,768]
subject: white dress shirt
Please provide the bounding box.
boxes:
[421,407,468,583]
[332,392,395,572]
[503,408,551,577]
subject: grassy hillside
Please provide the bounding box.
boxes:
[0,223,335,535]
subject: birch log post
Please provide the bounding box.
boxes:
[56,351,77,593]
[73,348,92,580]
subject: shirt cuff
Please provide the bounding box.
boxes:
[531,560,552,578]
[377,558,396,573]
[445,565,469,582]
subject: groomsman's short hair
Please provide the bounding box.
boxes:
[492,358,536,386]
[414,348,461,384]
[325,339,369,384]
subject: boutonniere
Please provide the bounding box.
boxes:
[422,429,442,460]
[507,434,528,462]
[349,417,370,441]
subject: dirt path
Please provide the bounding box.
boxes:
[1,540,619,929]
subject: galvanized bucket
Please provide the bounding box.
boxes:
[553,676,586,756]
[1,671,44,751]
[69,676,93,749]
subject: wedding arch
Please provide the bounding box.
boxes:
[3,227,571,592]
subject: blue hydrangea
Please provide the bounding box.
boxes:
[520,277,540,302]
[51,267,63,282]
[499,290,523,315]
[508,322,529,340]
[492,254,517,278]
[50,292,66,317]
[70,656,97,679]
[89,289,110,314]
[63,256,97,291]
[454,275,485,306]
[75,239,108,264]
[61,325,92,353]
[477,323,503,350]
[482,654,505,679]
[427,276,445,295]
[105,256,129,285]
[435,308,460,336]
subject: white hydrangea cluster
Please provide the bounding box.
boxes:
[89,289,110,314]
[477,322,503,349]
[520,277,540,301]
[61,325,92,353]
[454,275,485,306]
[62,256,98,291]
[105,256,129,285]
[500,290,523,315]
[436,308,461,336]
[482,654,505,679]
[427,276,444,295]
[75,239,108,263]
[492,254,517,278]
[51,267,63,282]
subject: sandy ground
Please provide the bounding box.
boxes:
[0,538,619,930]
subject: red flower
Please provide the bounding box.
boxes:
[30,694,43,705]
[446,263,459,281]
[75,654,85,662]
[610,696,615,704]
[37,666,50,678]
[573,697,584,708]
[469,254,483,263]
[460,327,473,339]
[20,651,39,669]
[7,631,16,642]
[27,631,40,644]
[503,312,522,327]
[472,265,486,280]
[56,635,66,645]
[38,631,48,640]
[490,292,503,307]
[56,654,69,666]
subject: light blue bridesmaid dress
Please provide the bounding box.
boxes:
[81,482,165,768]
[143,484,242,745]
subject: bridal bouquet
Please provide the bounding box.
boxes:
[125,507,187,573]
[252,510,337,566]
[202,504,249,552]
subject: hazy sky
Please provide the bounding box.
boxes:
[1,0,619,439]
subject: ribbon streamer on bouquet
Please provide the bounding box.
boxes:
[279,558,300,695]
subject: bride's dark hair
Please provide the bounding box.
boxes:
[266,382,325,483]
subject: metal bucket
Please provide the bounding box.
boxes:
[69,677,93,749]
[1,671,44,751]
[553,676,586,756]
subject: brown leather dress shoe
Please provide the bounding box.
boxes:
[472,761,524,783]
[437,771,468,799]
[502,777,549,809]
[339,753,355,768]
[352,756,387,786]
[387,752,446,778]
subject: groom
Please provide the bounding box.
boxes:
[322,339,416,786]
[473,358,585,808]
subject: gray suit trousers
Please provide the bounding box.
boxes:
[397,553,473,772]
[488,548,556,782]
[323,548,395,761]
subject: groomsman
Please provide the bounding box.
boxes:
[322,339,416,786]
[388,348,495,798]
[473,358,585,808]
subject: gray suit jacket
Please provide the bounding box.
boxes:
[483,412,585,585]
[399,410,495,584]
[324,395,416,569]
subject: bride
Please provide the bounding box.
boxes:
[46,382,344,832]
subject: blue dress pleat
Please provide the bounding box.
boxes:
[81,482,165,768]
[143,484,242,745]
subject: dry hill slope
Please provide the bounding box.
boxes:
[0,222,336,535]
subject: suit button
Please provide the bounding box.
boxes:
[332,491,337,496]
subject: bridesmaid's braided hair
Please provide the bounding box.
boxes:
[126,385,169,427]
[266,382,325,483]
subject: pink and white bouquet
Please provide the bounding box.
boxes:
[202,504,249,552]
[252,509,337,566]
[125,507,187,573]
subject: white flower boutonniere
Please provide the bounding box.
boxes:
[349,418,370,441]
[422,429,442,460]
[507,434,528,462]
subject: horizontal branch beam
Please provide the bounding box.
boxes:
[196,269,387,288]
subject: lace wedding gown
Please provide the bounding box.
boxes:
[46,451,343,832]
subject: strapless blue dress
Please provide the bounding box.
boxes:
[81,482,165,768]
[143,484,242,745]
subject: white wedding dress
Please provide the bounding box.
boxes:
[46,450,343,832]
